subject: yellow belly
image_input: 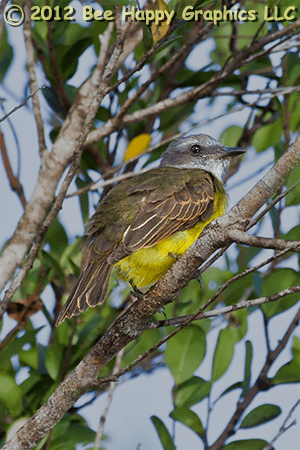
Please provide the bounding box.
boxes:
[115,191,226,288]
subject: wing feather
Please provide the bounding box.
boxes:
[123,175,215,252]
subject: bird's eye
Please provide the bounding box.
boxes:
[190,144,201,154]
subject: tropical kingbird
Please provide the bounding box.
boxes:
[56,134,245,325]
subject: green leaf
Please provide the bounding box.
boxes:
[121,328,162,369]
[37,344,48,376]
[170,407,205,438]
[0,24,13,80]
[0,327,42,371]
[228,308,248,343]
[272,336,300,385]
[165,325,206,384]
[20,372,41,395]
[211,328,235,382]
[241,340,252,398]
[22,258,46,297]
[220,126,244,148]
[253,273,263,296]
[284,224,300,241]
[289,92,300,132]
[221,439,272,450]
[223,273,254,306]
[286,52,300,86]
[260,268,300,317]
[0,373,22,416]
[51,422,96,450]
[252,118,282,152]
[45,217,69,258]
[45,343,63,380]
[160,101,195,134]
[75,177,89,226]
[236,10,268,49]
[285,163,300,206]
[151,416,175,450]
[168,0,198,17]
[19,348,38,370]
[211,23,231,66]
[142,22,153,52]
[219,382,243,399]
[50,412,96,450]
[42,86,66,116]
[240,404,281,428]
[174,376,211,408]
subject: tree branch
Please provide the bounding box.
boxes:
[23,1,47,157]
[261,399,300,450]
[0,128,26,208]
[227,229,300,253]
[93,349,124,450]
[150,285,300,327]
[0,87,44,123]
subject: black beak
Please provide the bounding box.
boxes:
[222,147,246,158]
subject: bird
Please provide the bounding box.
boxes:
[56,134,245,326]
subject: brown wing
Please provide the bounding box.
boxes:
[109,176,215,260]
[55,234,118,326]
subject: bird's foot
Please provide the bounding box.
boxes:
[168,252,179,261]
[196,275,203,289]
[129,280,144,299]
[159,306,167,319]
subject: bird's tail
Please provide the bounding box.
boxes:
[55,259,113,326]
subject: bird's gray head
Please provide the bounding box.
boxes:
[160,134,245,180]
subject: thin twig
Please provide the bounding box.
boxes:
[66,168,150,197]
[0,128,26,208]
[23,2,47,156]
[261,399,300,450]
[0,87,45,123]
[94,349,124,450]
[246,179,300,230]
[211,86,300,98]
[263,313,271,354]
[0,100,22,177]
